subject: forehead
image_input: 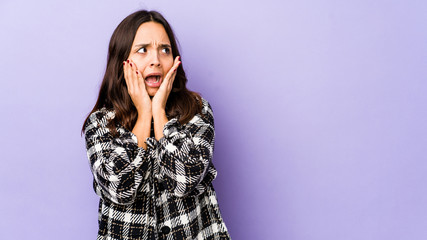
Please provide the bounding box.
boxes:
[133,21,170,44]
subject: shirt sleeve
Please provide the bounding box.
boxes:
[84,109,152,205]
[155,99,218,197]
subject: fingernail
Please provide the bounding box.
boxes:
[130,63,133,67]
[136,71,138,74]
[127,60,129,63]
[123,62,125,65]
[178,56,181,60]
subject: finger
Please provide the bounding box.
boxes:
[168,57,181,88]
[128,59,139,89]
[173,55,181,72]
[163,56,181,87]
[123,60,134,91]
[135,68,146,91]
[136,64,148,90]
[167,68,177,89]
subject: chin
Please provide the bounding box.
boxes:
[147,88,158,97]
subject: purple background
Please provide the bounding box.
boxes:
[1,0,427,239]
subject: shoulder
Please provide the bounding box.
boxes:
[190,97,214,126]
[200,97,213,115]
[84,107,116,133]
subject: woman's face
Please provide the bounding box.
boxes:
[128,21,174,96]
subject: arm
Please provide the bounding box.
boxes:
[84,109,152,205]
[123,59,153,149]
[155,99,218,197]
[132,113,152,149]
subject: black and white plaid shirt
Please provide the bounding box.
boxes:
[84,98,231,240]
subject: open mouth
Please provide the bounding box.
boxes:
[144,73,163,87]
[145,75,161,83]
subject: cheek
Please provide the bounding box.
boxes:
[136,61,148,71]
[162,58,174,72]
[129,56,147,70]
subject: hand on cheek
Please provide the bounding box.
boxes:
[123,59,152,116]
[152,56,181,113]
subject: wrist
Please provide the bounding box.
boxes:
[152,108,166,119]
[137,110,152,121]
[152,104,165,114]
[152,109,168,141]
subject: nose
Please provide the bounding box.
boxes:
[149,51,161,67]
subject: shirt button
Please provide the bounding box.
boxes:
[161,226,171,234]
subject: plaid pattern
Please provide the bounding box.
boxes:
[84,98,231,240]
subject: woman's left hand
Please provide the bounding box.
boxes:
[152,56,181,113]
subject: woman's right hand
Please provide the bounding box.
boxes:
[123,59,152,116]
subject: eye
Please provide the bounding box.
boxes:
[161,47,171,54]
[137,47,147,53]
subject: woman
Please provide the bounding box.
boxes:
[82,10,231,240]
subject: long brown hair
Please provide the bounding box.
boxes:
[82,10,201,136]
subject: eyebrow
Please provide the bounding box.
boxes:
[134,43,171,49]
